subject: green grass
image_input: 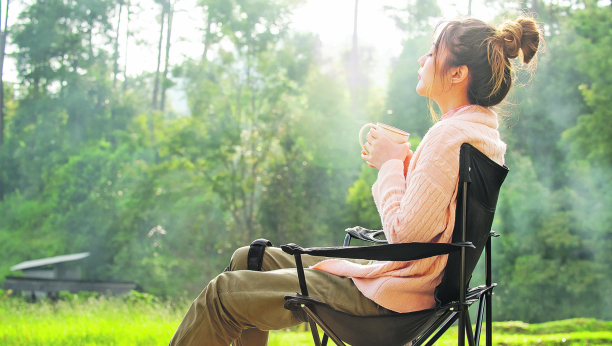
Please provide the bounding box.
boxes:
[1,292,611,346]
[269,321,612,346]
[426,320,612,346]
[1,293,184,345]
[494,319,612,335]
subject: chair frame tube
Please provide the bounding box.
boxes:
[294,254,309,297]
[459,181,468,346]
[343,233,352,247]
[308,316,322,346]
[474,294,486,345]
[465,309,476,346]
[413,310,455,346]
[486,237,493,346]
[303,305,346,346]
[423,312,460,346]
[293,253,346,346]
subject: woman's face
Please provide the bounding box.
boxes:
[416,45,446,98]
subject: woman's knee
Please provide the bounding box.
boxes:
[228,246,250,271]
[229,245,291,272]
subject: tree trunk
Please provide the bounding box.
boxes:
[349,0,358,113]
[160,3,173,111]
[113,0,123,88]
[123,0,131,91]
[0,0,6,201]
[202,12,212,62]
[531,0,538,14]
[0,0,9,148]
[152,1,166,109]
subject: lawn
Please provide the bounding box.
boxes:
[1,291,611,345]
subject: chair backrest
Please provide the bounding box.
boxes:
[434,143,509,306]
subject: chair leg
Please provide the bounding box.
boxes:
[413,311,454,346]
[485,237,493,346]
[474,296,485,345]
[422,312,459,346]
[308,317,322,346]
[458,311,465,346]
[486,290,492,346]
[302,305,346,346]
[474,295,486,345]
[465,310,476,346]
[322,333,329,346]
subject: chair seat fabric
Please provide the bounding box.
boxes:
[286,295,445,346]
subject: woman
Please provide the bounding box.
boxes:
[169,16,542,346]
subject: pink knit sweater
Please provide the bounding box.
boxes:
[312,105,506,313]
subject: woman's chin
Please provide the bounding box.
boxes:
[416,85,427,97]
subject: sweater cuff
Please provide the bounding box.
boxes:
[378,159,405,178]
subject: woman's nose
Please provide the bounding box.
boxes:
[417,55,425,67]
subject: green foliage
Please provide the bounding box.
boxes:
[492,151,608,322]
[563,7,612,166]
[384,0,442,39]
[385,35,436,138]
[0,0,610,326]
[346,165,381,230]
[124,290,159,304]
[484,5,612,322]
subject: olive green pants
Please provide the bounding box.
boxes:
[168,246,393,346]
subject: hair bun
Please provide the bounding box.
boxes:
[500,21,522,59]
[499,17,541,64]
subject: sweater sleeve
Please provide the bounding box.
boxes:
[372,125,460,244]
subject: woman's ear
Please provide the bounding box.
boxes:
[450,65,469,84]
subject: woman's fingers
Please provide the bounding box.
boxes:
[366,128,381,143]
[361,151,369,161]
[369,128,381,138]
[361,150,377,169]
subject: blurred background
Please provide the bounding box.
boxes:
[0,0,610,324]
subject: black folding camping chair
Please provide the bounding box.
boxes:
[280,143,509,346]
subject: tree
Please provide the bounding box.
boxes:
[199,0,234,62]
[0,0,9,147]
[563,7,612,166]
[0,0,145,283]
[123,0,131,91]
[152,0,167,109]
[113,0,123,88]
[486,4,612,322]
[160,0,176,111]
[383,0,442,137]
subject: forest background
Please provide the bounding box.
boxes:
[0,0,610,324]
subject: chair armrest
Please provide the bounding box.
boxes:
[345,226,388,244]
[281,241,475,262]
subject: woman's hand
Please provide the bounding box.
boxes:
[361,128,411,169]
[403,148,414,175]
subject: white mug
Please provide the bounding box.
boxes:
[359,122,410,154]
